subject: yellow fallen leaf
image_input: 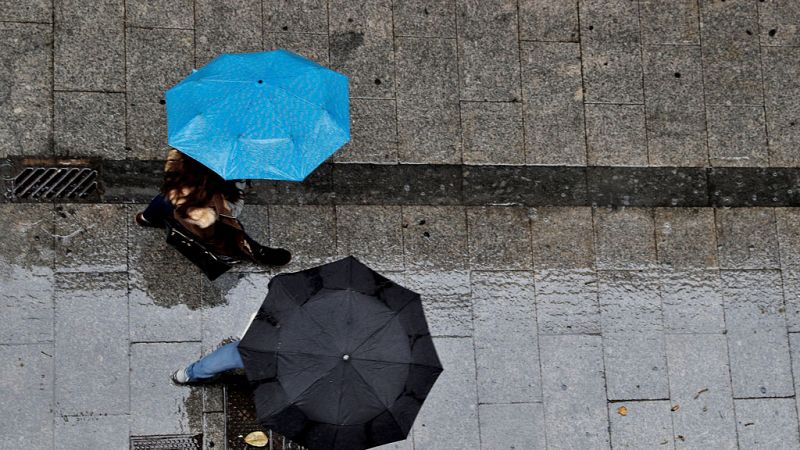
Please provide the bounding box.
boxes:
[617,406,628,416]
[244,431,269,447]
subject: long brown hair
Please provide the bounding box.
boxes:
[161,151,242,218]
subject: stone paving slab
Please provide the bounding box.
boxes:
[593,207,656,270]
[393,0,454,38]
[478,402,547,450]
[0,343,54,450]
[194,0,262,65]
[466,207,532,270]
[535,269,600,335]
[654,208,718,269]
[460,101,524,165]
[0,204,54,344]
[519,0,578,42]
[54,415,130,450]
[472,271,540,404]
[202,411,225,450]
[53,91,126,158]
[395,37,461,164]
[721,270,794,398]
[642,45,707,167]
[456,0,520,102]
[666,333,737,450]
[530,207,595,269]
[585,103,647,166]
[263,0,328,34]
[127,207,204,342]
[639,0,699,45]
[201,271,270,353]
[520,41,586,166]
[0,0,51,22]
[707,105,769,168]
[599,270,668,400]
[402,206,468,271]
[581,46,644,104]
[329,0,394,99]
[539,335,610,450]
[263,31,330,65]
[579,0,640,50]
[125,0,194,29]
[762,46,800,167]
[399,270,472,337]
[715,208,780,270]
[54,272,129,416]
[130,342,202,436]
[54,0,125,91]
[334,98,398,164]
[335,205,404,271]
[735,398,800,449]
[0,23,52,158]
[608,400,674,449]
[412,337,479,450]
[708,167,800,207]
[268,205,338,271]
[462,165,588,206]
[7,0,800,170]
[54,204,127,273]
[126,27,193,105]
[660,270,725,334]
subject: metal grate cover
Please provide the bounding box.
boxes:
[7,166,97,200]
[225,383,305,450]
[130,434,203,450]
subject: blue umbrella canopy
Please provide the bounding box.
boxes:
[166,50,350,181]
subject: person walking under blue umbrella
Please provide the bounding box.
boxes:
[136,149,291,267]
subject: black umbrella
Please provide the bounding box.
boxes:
[238,256,443,450]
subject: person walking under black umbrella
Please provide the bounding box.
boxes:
[171,340,244,384]
[171,257,444,450]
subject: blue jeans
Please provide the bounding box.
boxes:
[186,341,244,381]
[142,194,174,226]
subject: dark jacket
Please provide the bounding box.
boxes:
[163,150,254,261]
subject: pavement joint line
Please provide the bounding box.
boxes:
[732,396,797,400]
[477,401,545,406]
[52,89,127,94]
[126,25,195,32]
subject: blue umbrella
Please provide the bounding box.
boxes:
[166,50,350,181]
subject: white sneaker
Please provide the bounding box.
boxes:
[171,367,190,385]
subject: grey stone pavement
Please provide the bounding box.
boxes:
[2,1,800,449]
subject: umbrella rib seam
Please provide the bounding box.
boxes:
[348,297,417,356]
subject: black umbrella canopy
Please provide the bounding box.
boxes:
[238,256,443,450]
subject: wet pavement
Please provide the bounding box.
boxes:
[3,1,800,449]
[3,203,800,449]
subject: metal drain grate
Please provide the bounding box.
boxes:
[130,434,203,450]
[225,383,305,450]
[7,166,97,200]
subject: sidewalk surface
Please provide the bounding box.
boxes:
[2,1,800,449]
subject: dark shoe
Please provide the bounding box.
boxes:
[254,246,292,266]
[135,212,164,229]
